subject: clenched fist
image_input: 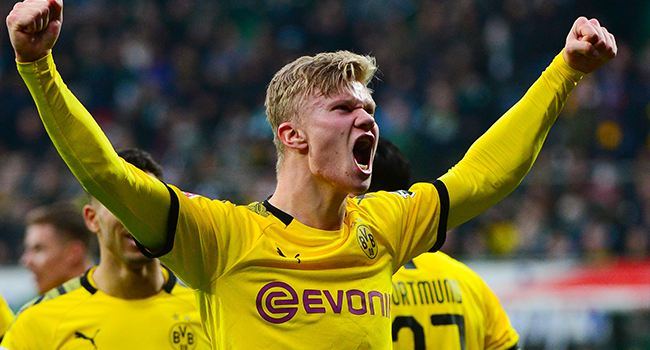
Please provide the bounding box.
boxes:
[6,0,63,62]
[563,16,617,74]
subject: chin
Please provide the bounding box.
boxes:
[350,181,371,195]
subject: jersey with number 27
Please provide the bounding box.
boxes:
[392,252,519,350]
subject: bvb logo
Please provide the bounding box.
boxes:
[356,224,377,259]
[168,322,197,350]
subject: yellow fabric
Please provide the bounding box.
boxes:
[15,50,581,253]
[0,268,209,350]
[392,252,519,350]
[17,54,169,251]
[0,293,14,339]
[15,50,582,349]
[440,52,583,230]
[162,185,442,349]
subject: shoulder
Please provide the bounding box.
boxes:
[169,283,196,301]
[17,276,86,315]
[167,273,193,297]
[350,182,442,209]
[412,252,483,280]
[169,184,271,223]
[163,267,198,303]
[8,277,89,342]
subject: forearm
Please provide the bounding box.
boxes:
[439,51,584,230]
[17,53,169,250]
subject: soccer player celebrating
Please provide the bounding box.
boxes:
[5,0,616,348]
[1,149,210,349]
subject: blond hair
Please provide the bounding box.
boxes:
[265,50,377,169]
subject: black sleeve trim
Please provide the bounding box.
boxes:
[135,184,179,258]
[429,180,449,252]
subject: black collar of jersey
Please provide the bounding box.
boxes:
[264,180,448,253]
[80,265,177,294]
[263,200,294,226]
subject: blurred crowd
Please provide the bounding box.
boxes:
[0,0,647,264]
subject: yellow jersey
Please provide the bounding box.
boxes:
[158,186,445,349]
[392,252,519,350]
[0,266,210,350]
[0,293,13,340]
[17,50,582,349]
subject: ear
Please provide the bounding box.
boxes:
[83,204,100,234]
[278,122,308,151]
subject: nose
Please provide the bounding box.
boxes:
[355,109,376,131]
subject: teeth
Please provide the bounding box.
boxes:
[358,163,368,171]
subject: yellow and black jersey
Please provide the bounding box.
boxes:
[14,277,83,316]
[0,293,13,340]
[153,185,446,349]
[0,266,209,350]
[18,50,583,349]
[392,253,519,350]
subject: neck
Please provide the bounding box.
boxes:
[93,257,165,299]
[270,168,348,231]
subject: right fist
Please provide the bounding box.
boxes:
[6,0,63,62]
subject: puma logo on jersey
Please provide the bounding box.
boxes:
[75,330,99,349]
[277,247,301,263]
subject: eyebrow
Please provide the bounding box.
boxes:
[329,96,376,110]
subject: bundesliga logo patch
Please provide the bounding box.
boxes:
[356,224,377,259]
[181,191,200,199]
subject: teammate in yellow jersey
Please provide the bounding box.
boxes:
[368,138,519,350]
[1,149,210,350]
[6,0,616,348]
[0,293,14,342]
[392,253,519,350]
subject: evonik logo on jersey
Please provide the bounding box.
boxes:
[256,282,391,324]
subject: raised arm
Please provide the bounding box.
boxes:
[7,0,170,251]
[439,16,617,230]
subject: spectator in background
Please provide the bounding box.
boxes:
[368,138,520,350]
[21,204,94,294]
[2,149,210,349]
[0,1,644,264]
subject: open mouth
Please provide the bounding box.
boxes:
[353,136,373,172]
